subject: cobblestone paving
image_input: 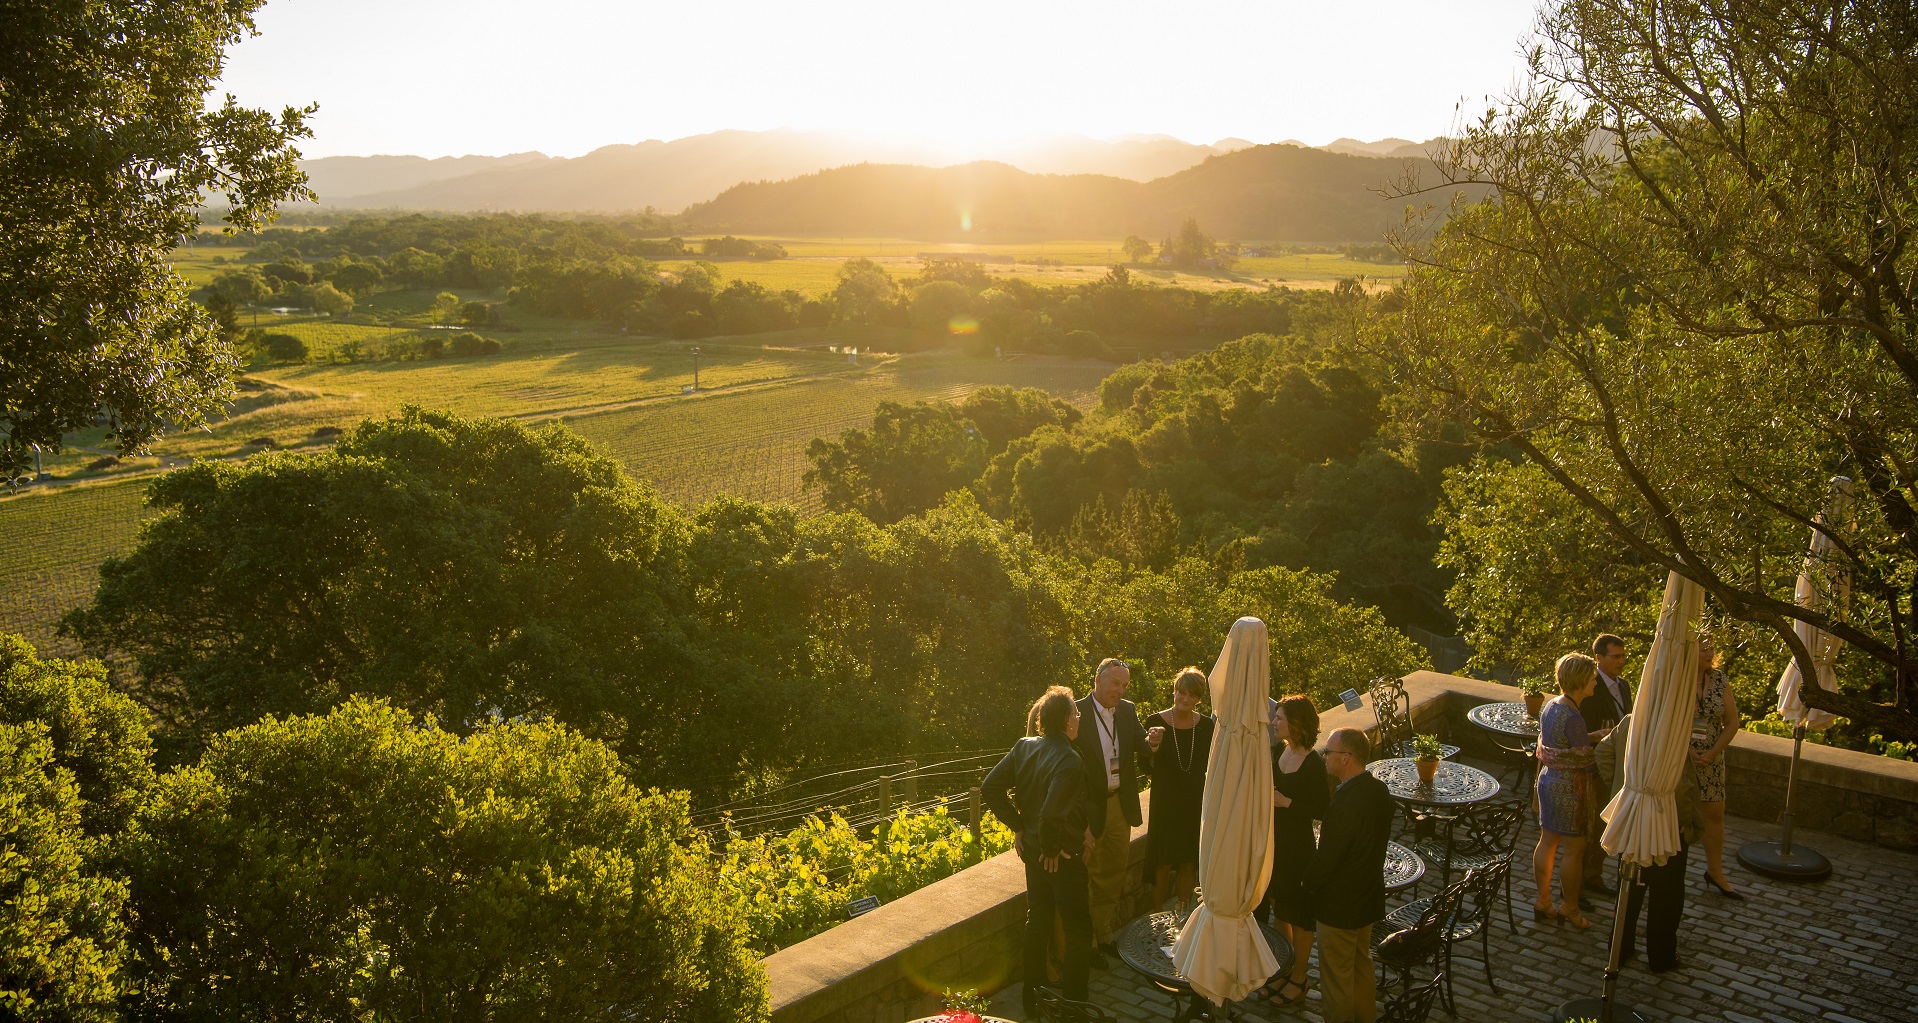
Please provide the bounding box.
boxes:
[988,799,1918,1023]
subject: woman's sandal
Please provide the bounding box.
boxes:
[1560,907,1594,930]
[1266,977,1309,1005]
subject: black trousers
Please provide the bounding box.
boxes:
[1024,854,1092,1009]
[1622,840,1688,970]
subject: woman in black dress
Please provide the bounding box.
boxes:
[1144,667,1213,914]
[1261,693,1326,1006]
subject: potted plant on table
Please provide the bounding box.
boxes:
[1412,732,1444,784]
[929,988,992,1023]
[1520,676,1551,719]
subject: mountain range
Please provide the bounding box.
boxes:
[295,129,1450,219]
[676,144,1475,243]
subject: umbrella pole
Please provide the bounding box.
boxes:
[1737,723,1834,881]
[1553,862,1645,1023]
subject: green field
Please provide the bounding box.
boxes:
[0,479,155,658]
[667,241,1405,297]
[0,352,1113,656]
[561,354,1110,509]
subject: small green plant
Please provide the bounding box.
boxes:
[1412,732,1444,761]
[1519,676,1553,698]
[941,987,992,1016]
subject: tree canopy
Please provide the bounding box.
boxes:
[1,0,314,479]
[1374,0,1918,735]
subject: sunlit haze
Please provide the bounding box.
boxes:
[221,0,1541,159]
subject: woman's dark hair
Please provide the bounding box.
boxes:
[1276,694,1319,748]
[1035,685,1076,737]
[1173,667,1207,700]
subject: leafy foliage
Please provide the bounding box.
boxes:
[0,636,155,838]
[1375,0,1918,736]
[716,807,1013,953]
[0,720,128,1022]
[118,698,767,1023]
[1,0,314,478]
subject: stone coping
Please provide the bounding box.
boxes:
[761,669,1918,1021]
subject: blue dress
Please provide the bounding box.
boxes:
[1535,697,1596,837]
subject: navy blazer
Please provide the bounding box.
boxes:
[1073,694,1150,835]
[1300,770,1395,929]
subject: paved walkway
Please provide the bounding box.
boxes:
[987,798,1918,1023]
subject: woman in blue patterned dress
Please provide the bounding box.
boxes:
[1532,652,1600,928]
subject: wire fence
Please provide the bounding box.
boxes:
[691,747,1010,841]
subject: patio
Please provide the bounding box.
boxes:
[984,786,1918,1023]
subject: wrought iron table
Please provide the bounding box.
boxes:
[1466,701,1540,740]
[1117,910,1292,1022]
[1368,757,1502,807]
[1467,701,1541,806]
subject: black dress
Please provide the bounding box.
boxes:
[1264,745,1328,928]
[1144,711,1213,870]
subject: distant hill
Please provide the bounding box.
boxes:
[298,130,1257,213]
[677,144,1478,243]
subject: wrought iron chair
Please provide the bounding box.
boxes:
[1409,800,1528,932]
[1368,676,1460,761]
[1377,971,1448,1023]
[1034,986,1117,1023]
[1441,860,1509,1001]
[1371,871,1471,1013]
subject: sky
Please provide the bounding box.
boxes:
[218,0,1543,159]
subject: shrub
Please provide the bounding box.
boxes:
[418,333,445,359]
[260,332,307,364]
[448,330,499,356]
[120,698,768,1022]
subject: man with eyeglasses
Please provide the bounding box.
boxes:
[1300,728,1394,1023]
[1072,657,1163,967]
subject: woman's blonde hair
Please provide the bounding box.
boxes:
[1173,667,1207,700]
[1555,652,1597,696]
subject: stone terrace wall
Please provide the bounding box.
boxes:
[762,671,1918,1022]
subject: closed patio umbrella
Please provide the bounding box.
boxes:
[1171,616,1278,1006]
[1558,569,1703,1023]
[1742,476,1852,881]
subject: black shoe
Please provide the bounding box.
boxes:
[1576,894,1592,912]
[1618,947,1638,965]
[1098,941,1119,959]
[1087,948,1108,970]
[1590,880,1618,896]
[1650,957,1684,974]
[1704,872,1744,899]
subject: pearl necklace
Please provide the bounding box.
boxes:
[1170,715,1197,773]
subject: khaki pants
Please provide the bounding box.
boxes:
[1316,922,1377,1023]
[1085,791,1129,944]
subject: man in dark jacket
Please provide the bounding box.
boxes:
[1072,657,1160,964]
[983,686,1093,1012]
[1300,727,1394,1023]
[1578,634,1631,898]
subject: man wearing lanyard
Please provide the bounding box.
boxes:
[1578,633,1631,899]
[1073,657,1162,967]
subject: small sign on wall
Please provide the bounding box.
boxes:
[846,895,881,919]
[1339,688,1364,712]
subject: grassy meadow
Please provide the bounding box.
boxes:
[1,342,1113,655]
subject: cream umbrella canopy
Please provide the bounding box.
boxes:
[1564,570,1703,1023]
[1741,477,1852,882]
[1171,616,1277,1006]
[1601,569,1704,867]
[1776,477,1853,732]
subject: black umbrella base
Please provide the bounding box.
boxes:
[1554,996,1647,1023]
[1738,839,1833,881]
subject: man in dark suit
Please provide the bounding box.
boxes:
[983,686,1093,1013]
[1578,634,1631,898]
[1073,657,1161,966]
[1300,727,1394,1023]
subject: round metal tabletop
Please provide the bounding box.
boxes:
[1467,701,1541,739]
[1117,909,1293,990]
[1368,757,1502,806]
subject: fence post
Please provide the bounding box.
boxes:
[968,786,983,845]
[877,774,892,816]
[903,760,917,804]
